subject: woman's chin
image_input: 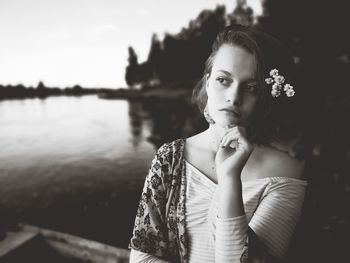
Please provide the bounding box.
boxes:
[216,118,241,128]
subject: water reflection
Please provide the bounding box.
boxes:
[138,99,207,148]
[0,95,208,248]
[127,98,208,149]
[128,102,143,147]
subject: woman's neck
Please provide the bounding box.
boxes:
[203,124,228,155]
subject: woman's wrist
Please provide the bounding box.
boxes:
[219,181,242,200]
[218,196,245,218]
[218,176,244,218]
[217,172,242,186]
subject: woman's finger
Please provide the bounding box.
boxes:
[229,139,238,149]
[222,129,250,150]
[221,128,242,145]
[220,130,236,146]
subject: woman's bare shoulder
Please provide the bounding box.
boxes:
[184,132,208,159]
[255,143,305,180]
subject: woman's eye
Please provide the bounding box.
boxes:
[216,77,231,86]
[245,84,258,93]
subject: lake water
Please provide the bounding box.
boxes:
[0,95,204,248]
[0,95,159,184]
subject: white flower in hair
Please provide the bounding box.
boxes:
[265,68,295,98]
[265,78,274,84]
[272,83,281,91]
[274,75,285,85]
[269,69,279,76]
[271,89,281,97]
[284,83,293,91]
[286,88,295,97]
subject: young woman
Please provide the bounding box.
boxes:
[129,25,307,263]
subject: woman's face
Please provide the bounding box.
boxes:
[206,44,259,128]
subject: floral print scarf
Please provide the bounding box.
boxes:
[129,139,189,262]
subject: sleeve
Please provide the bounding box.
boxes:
[215,215,248,262]
[130,249,171,263]
[128,144,171,260]
[248,179,307,259]
[214,215,270,263]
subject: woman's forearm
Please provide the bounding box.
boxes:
[218,175,244,218]
[215,175,248,262]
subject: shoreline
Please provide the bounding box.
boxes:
[0,81,197,101]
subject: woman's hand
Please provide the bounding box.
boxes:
[215,126,254,184]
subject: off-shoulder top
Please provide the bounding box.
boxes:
[129,139,307,263]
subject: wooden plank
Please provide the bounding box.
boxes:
[22,224,130,263]
[0,228,38,257]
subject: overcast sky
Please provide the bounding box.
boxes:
[0,0,262,88]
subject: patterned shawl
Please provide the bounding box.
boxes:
[129,139,189,262]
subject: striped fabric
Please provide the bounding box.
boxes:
[130,160,307,263]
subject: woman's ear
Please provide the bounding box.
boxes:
[205,73,210,90]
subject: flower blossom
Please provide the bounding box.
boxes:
[272,83,281,91]
[286,88,295,97]
[265,78,274,84]
[269,69,279,76]
[284,83,293,91]
[274,75,285,85]
[271,89,281,97]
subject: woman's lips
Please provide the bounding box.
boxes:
[219,108,241,117]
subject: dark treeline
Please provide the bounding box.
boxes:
[126,0,350,96]
[125,3,252,87]
[0,81,112,100]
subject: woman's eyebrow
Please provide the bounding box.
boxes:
[238,78,258,86]
[215,70,257,81]
[215,70,232,76]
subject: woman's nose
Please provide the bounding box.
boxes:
[226,83,242,106]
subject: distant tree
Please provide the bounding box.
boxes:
[147,34,162,84]
[36,81,48,98]
[72,85,82,91]
[128,46,138,66]
[125,46,139,86]
[227,0,253,26]
[36,81,46,90]
[148,34,162,63]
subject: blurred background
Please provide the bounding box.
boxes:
[0,0,349,262]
